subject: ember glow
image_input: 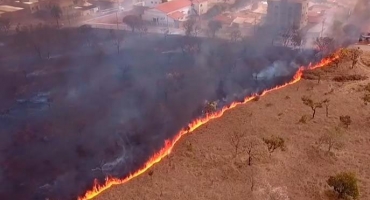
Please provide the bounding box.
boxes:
[78,56,337,200]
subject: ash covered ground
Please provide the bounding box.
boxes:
[0,28,330,200]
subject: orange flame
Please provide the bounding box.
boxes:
[78,56,337,200]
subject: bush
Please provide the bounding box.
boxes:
[339,115,352,128]
[298,115,308,124]
[332,75,367,82]
[364,83,370,93]
[362,93,370,105]
[327,172,359,200]
[263,136,286,156]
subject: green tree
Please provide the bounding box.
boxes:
[50,5,62,28]
[207,20,222,38]
[327,172,359,199]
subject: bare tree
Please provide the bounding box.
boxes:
[317,126,343,153]
[245,138,259,166]
[314,37,335,57]
[122,15,143,32]
[207,20,222,38]
[50,5,62,28]
[229,131,245,158]
[323,99,330,117]
[301,96,323,119]
[183,19,196,37]
[79,24,94,46]
[109,29,124,54]
[342,47,362,68]
[0,18,11,35]
[229,26,241,42]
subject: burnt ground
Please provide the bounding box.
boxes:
[0,28,321,200]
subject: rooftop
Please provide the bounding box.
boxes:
[168,11,185,20]
[155,0,191,14]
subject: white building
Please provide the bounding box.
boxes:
[266,0,309,30]
[143,0,208,27]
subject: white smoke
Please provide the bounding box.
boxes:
[255,61,296,80]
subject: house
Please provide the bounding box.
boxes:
[266,0,309,30]
[142,0,208,27]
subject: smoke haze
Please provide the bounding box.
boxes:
[0,1,368,199]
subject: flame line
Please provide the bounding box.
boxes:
[78,56,336,200]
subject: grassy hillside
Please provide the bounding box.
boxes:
[94,52,370,200]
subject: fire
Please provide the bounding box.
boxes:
[78,56,337,200]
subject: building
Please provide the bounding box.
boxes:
[266,0,309,30]
[142,0,208,27]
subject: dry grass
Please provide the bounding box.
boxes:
[94,54,370,200]
[332,75,368,82]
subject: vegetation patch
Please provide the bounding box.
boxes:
[332,75,367,82]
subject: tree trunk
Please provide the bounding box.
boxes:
[325,105,329,117]
[56,18,59,28]
[312,108,316,119]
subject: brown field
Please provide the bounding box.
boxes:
[94,52,370,200]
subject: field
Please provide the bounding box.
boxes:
[94,51,370,200]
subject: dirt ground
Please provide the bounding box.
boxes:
[93,52,370,200]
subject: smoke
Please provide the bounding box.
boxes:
[1,2,366,198]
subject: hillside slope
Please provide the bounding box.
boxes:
[94,53,370,200]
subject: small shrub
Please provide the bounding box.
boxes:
[263,136,286,156]
[327,172,359,200]
[302,70,321,80]
[364,83,370,93]
[339,115,352,128]
[253,96,260,101]
[362,93,370,105]
[265,103,273,107]
[185,141,193,152]
[298,115,308,124]
[285,95,290,100]
[332,75,367,82]
[148,170,154,177]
